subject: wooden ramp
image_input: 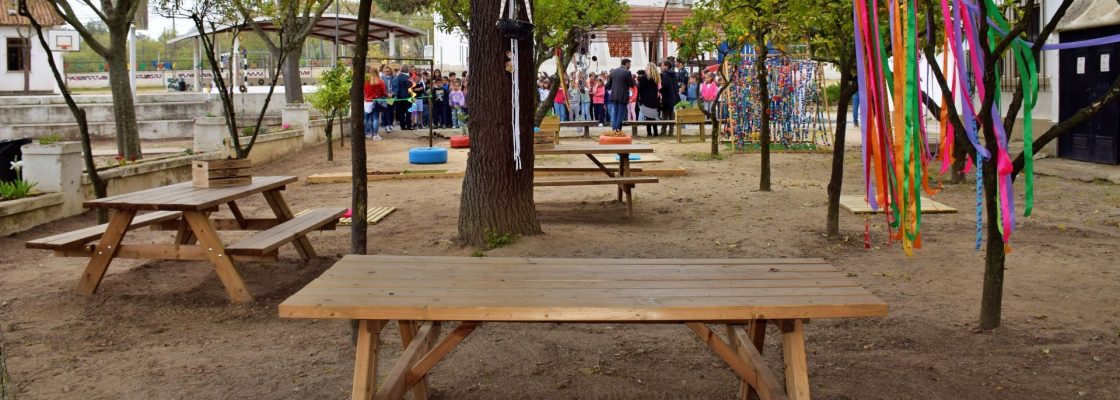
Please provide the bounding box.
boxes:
[839,195,958,214]
[296,207,396,226]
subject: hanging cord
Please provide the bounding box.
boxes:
[504,0,523,170]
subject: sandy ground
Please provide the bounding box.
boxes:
[2,128,1119,399]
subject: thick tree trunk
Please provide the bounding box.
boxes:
[325,112,335,161]
[755,32,772,192]
[104,37,142,160]
[284,46,305,104]
[978,158,1005,329]
[458,0,543,247]
[826,68,856,237]
[349,0,372,254]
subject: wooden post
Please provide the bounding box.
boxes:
[779,320,810,400]
[182,211,253,303]
[352,320,384,400]
[75,209,136,295]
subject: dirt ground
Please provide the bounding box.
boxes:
[1,128,1118,399]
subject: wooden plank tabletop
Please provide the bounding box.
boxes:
[839,195,958,214]
[84,176,297,211]
[279,255,889,322]
[536,144,655,155]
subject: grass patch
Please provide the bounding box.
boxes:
[683,152,725,162]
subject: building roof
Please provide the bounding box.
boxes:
[167,13,423,45]
[590,5,694,40]
[0,0,66,27]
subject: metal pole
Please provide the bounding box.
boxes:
[389,32,396,57]
[130,26,137,96]
[333,5,339,67]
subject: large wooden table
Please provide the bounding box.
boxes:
[280,255,889,400]
[41,176,318,303]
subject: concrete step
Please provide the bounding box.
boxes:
[0,116,284,140]
[0,101,213,125]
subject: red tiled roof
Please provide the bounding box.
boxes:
[0,0,66,27]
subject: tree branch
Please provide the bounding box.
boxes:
[1003,0,1075,133]
[48,0,110,56]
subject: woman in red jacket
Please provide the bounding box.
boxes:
[363,67,388,140]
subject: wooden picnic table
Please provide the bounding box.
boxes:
[280,255,889,400]
[26,175,344,303]
[535,144,658,216]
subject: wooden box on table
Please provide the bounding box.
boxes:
[192,159,252,188]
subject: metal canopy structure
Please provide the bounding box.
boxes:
[167,13,424,45]
[589,6,694,39]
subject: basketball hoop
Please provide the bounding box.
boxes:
[58,44,71,51]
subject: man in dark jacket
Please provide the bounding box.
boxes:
[636,70,661,136]
[393,65,413,130]
[676,59,689,97]
[607,58,635,132]
[659,60,680,135]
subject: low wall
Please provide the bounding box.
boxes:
[0,193,65,237]
[223,117,348,165]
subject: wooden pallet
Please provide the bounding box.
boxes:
[839,195,958,214]
[296,207,396,226]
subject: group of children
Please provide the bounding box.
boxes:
[363,63,469,139]
[538,59,723,126]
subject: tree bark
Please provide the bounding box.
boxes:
[325,110,335,161]
[105,38,142,160]
[458,0,543,247]
[349,0,372,255]
[283,46,305,104]
[826,66,856,237]
[755,31,772,192]
[978,157,1005,330]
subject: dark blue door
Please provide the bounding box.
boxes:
[1059,25,1120,165]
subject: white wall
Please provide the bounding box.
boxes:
[432,13,468,73]
[0,25,64,94]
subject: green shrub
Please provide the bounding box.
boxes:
[825,83,840,105]
[38,133,63,145]
[0,180,37,200]
[483,229,518,250]
[241,126,268,137]
[683,152,724,161]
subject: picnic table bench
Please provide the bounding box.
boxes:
[557,112,710,140]
[25,176,343,303]
[535,144,658,217]
[280,255,889,400]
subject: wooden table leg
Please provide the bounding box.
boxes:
[353,320,385,400]
[262,189,316,260]
[227,201,247,229]
[183,211,253,303]
[617,154,629,202]
[744,319,768,400]
[399,321,433,400]
[75,209,136,296]
[780,319,811,400]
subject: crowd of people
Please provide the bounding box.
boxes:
[361,63,469,140]
[537,57,722,137]
[358,57,722,140]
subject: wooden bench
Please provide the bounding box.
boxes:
[280,255,890,400]
[534,176,658,216]
[225,207,347,257]
[559,119,710,140]
[534,166,643,173]
[26,211,183,250]
[538,116,561,145]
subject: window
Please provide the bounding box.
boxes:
[1001,1,1049,92]
[7,37,28,72]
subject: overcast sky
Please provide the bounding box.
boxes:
[67,2,189,38]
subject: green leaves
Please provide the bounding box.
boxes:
[308,65,353,117]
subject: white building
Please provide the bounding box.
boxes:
[0,0,68,94]
[431,0,693,76]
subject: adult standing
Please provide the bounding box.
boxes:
[393,64,414,130]
[636,67,662,137]
[606,59,636,133]
[676,59,689,99]
[380,65,395,132]
[659,60,680,136]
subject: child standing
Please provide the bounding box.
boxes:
[591,78,606,126]
[579,80,591,121]
[431,77,449,129]
[627,78,638,121]
[687,74,700,105]
[449,81,466,129]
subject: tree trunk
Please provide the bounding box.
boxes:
[349,0,372,255]
[826,67,856,237]
[284,46,305,104]
[325,111,335,161]
[104,36,142,160]
[458,0,543,247]
[978,157,1005,329]
[755,32,772,192]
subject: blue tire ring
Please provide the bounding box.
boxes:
[408,147,449,164]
